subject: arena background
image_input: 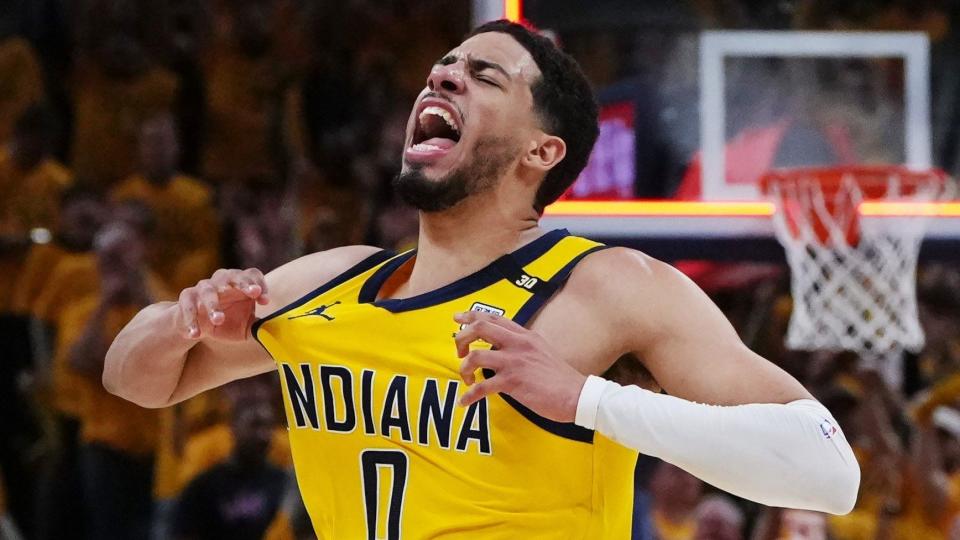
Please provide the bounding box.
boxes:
[0,1,959,539]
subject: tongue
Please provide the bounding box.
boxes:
[418,137,457,149]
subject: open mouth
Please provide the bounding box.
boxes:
[409,100,462,157]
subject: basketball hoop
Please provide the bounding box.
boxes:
[760,165,953,355]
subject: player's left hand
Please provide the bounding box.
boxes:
[454,311,587,423]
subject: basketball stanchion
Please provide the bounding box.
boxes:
[760,165,953,357]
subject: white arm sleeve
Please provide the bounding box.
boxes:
[575,375,860,514]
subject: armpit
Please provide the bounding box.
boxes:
[603,353,661,393]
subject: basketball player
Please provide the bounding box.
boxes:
[104,20,860,538]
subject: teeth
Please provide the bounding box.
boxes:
[418,106,460,134]
[411,143,443,151]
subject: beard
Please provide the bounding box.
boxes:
[393,136,518,212]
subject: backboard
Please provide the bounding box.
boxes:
[699,31,931,201]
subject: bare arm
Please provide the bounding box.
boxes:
[911,421,949,523]
[103,246,382,408]
[600,249,811,405]
[454,247,859,514]
[588,249,857,512]
[68,301,118,377]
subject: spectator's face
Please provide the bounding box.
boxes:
[169,0,205,55]
[778,510,826,540]
[97,33,148,78]
[694,501,743,540]
[139,116,179,179]
[94,221,146,276]
[394,32,541,212]
[650,462,703,510]
[60,197,107,250]
[11,130,46,170]
[111,201,154,238]
[234,0,272,56]
[232,401,276,466]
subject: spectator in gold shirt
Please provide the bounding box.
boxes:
[30,189,106,540]
[201,0,303,186]
[0,106,72,312]
[171,379,289,540]
[0,36,44,146]
[65,210,172,540]
[0,106,72,234]
[111,113,219,291]
[70,22,177,187]
[649,461,704,540]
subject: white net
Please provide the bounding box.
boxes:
[765,168,949,354]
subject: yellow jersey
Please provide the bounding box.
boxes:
[255,230,638,539]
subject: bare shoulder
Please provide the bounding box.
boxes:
[256,245,385,317]
[563,246,715,343]
[565,246,692,305]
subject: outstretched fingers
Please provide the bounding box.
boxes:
[177,288,201,338]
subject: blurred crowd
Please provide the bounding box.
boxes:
[0,1,464,539]
[624,268,960,540]
[0,1,958,540]
[529,0,960,199]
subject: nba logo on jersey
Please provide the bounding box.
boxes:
[819,420,837,439]
[461,302,506,330]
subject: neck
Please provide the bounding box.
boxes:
[230,451,267,471]
[145,170,174,185]
[9,145,43,171]
[401,190,541,298]
[13,155,42,172]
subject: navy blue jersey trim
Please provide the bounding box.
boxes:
[356,249,415,305]
[512,245,611,326]
[252,249,395,343]
[483,368,594,443]
[358,229,570,313]
[490,256,559,297]
[492,244,611,444]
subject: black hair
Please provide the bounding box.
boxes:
[468,20,598,213]
[13,104,53,139]
[59,184,104,209]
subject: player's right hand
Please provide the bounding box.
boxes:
[177,268,269,342]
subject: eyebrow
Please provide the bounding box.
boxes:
[436,54,512,81]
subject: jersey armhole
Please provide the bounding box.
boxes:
[513,244,611,327]
[252,249,395,340]
[487,243,612,445]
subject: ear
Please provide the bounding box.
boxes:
[521,133,566,175]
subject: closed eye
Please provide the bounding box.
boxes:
[473,73,502,88]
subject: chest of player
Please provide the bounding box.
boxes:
[252,234,640,538]
[265,276,539,453]
[256,232,601,453]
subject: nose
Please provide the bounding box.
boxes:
[427,62,466,94]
